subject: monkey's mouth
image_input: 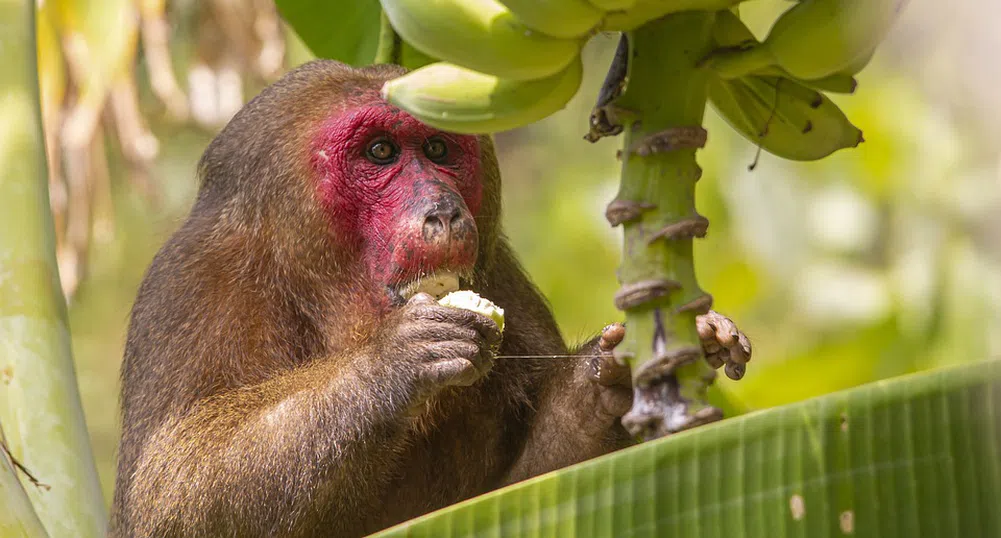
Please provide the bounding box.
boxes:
[389,271,466,305]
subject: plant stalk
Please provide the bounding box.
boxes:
[374,10,402,65]
[609,11,722,440]
[0,1,108,535]
[1,427,48,538]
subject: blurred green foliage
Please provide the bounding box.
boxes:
[57,4,998,505]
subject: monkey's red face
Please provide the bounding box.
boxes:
[310,102,484,304]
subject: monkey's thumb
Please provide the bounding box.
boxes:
[407,292,437,305]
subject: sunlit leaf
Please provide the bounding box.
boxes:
[373,360,1001,537]
[274,0,381,67]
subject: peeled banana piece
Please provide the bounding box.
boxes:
[380,0,583,81]
[498,0,604,39]
[708,74,863,161]
[706,0,910,80]
[439,291,505,332]
[708,10,857,94]
[381,56,583,135]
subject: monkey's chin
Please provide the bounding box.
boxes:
[391,271,462,304]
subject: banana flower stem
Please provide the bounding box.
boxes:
[606,11,723,440]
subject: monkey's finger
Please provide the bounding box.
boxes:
[407,292,438,306]
[411,304,502,347]
[398,322,481,348]
[725,361,746,381]
[727,338,750,366]
[411,303,489,330]
[421,357,481,387]
[598,323,626,351]
[427,341,481,363]
[736,330,752,362]
[696,314,716,341]
[697,311,737,346]
[704,350,726,370]
[592,352,631,388]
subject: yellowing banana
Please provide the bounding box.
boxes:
[380,0,583,81]
[439,291,505,332]
[381,56,583,135]
[708,74,863,161]
[706,0,910,80]
[498,0,604,39]
[709,10,857,94]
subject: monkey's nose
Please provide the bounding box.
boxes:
[422,207,462,243]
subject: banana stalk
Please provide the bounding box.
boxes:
[609,12,721,439]
[0,0,108,536]
[1,427,48,538]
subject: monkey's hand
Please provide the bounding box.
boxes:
[591,310,754,396]
[586,323,633,420]
[697,310,753,380]
[378,292,502,409]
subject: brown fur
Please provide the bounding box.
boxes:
[110,60,634,538]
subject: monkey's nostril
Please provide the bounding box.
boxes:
[448,208,462,227]
[422,214,447,242]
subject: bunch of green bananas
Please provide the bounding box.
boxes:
[379,0,588,134]
[704,0,910,81]
[379,0,744,134]
[379,0,901,149]
[708,74,863,161]
[705,9,864,161]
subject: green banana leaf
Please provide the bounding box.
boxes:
[374,359,1001,537]
[276,0,436,70]
[0,0,107,536]
[274,0,382,67]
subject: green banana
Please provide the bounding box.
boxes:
[381,56,584,134]
[498,0,605,39]
[708,9,857,94]
[587,0,636,11]
[601,0,739,31]
[708,74,863,161]
[705,0,910,80]
[380,0,583,81]
[755,67,856,94]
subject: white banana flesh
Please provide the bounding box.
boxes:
[439,290,505,332]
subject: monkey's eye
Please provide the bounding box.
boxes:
[366,138,399,165]
[423,137,449,163]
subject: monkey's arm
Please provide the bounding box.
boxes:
[120,354,418,537]
[502,312,753,484]
[501,330,637,485]
[118,293,500,538]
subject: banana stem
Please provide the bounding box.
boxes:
[0,0,108,534]
[609,11,722,440]
[375,10,403,65]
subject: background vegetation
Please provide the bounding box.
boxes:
[36,0,1001,503]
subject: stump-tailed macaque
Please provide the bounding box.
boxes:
[111,60,750,537]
